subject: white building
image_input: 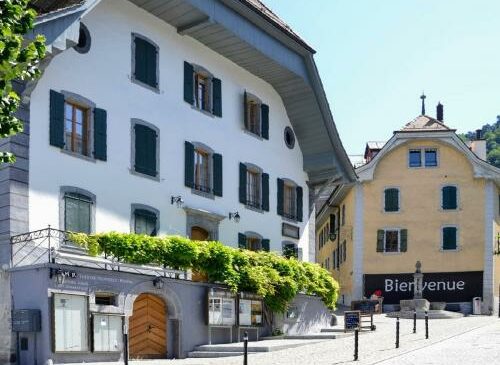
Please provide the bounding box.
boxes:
[0,0,355,362]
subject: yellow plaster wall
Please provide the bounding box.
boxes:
[363,139,486,274]
[493,185,500,298]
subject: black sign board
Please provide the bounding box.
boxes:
[344,310,360,331]
[12,309,41,332]
[364,271,483,304]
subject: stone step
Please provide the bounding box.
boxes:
[194,344,271,352]
[320,328,347,333]
[188,351,258,358]
[284,333,351,340]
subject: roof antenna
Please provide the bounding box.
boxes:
[420,92,426,115]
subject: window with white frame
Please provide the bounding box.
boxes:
[92,314,123,352]
[409,148,438,168]
[425,149,438,167]
[53,294,88,352]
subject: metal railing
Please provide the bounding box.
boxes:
[10,227,189,280]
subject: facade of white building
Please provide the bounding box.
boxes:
[0,0,355,362]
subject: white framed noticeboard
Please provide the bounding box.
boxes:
[238,298,263,326]
[208,291,236,326]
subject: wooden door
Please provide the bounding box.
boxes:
[191,226,209,241]
[129,293,167,359]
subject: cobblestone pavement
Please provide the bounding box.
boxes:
[133,315,499,365]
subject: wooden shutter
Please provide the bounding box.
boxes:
[183,62,194,104]
[243,92,248,128]
[93,108,107,161]
[443,227,457,250]
[262,173,269,211]
[262,239,270,252]
[296,186,303,222]
[238,233,247,249]
[329,214,336,235]
[385,188,399,212]
[134,124,157,176]
[212,78,222,117]
[184,141,194,187]
[277,178,284,216]
[261,104,269,140]
[134,37,157,88]
[400,229,408,252]
[442,186,457,209]
[239,163,247,204]
[212,153,223,197]
[376,230,385,252]
[49,90,65,148]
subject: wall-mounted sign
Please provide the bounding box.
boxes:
[12,309,41,332]
[282,223,299,239]
[238,293,263,327]
[344,310,360,331]
[207,288,236,326]
[364,271,483,304]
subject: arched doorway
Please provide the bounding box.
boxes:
[129,293,167,359]
[191,226,209,241]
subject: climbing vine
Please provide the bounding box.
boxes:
[69,232,340,312]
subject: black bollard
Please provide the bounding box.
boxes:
[413,309,417,334]
[425,311,429,339]
[243,331,249,365]
[354,329,359,361]
[395,316,400,348]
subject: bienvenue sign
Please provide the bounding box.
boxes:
[364,271,483,304]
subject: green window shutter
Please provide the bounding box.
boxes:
[376,230,385,252]
[443,227,457,250]
[49,90,65,148]
[261,104,269,140]
[400,229,408,252]
[296,186,303,222]
[262,239,270,252]
[442,186,457,210]
[239,163,247,204]
[212,78,222,117]
[277,178,284,216]
[184,141,194,188]
[93,108,107,161]
[183,61,194,104]
[262,173,269,211]
[213,153,223,197]
[243,92,248,128]
[385,188,399,212]
[238,233,247,249]
[134,37,157,88]
[134,124,157,176]
[329,214,336,235]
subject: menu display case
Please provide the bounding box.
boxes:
[207,288,236,344]
[238,292,263,341]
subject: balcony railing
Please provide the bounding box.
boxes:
[10,227,189,280]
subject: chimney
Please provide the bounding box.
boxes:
[475,129,482,140]
[470,129,487,160]
[436,102,444,121]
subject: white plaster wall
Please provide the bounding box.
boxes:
[28,0,310,259]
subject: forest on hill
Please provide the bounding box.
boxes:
[460,116,500,168]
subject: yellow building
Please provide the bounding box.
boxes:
[317,108,500,314]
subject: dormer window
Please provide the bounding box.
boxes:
[244,92,269,139]
[425,149,438,167]
[184,62,222,117]
[408,148,439,168]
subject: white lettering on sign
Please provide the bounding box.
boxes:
[383,279,467,292]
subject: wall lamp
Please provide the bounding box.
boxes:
[170,195,184,208]
[228,211,240,223]
[49,268,77,285]
[153,277,164,289]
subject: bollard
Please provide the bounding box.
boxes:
[425,311,429,339]
[395,316,400,348]
[413,309,417,334]
[354,329,359,361]
[243,331,249,365]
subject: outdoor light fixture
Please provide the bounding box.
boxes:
[170,195,184,208]
[50,268,65,285]
[153,277,164,289]
[228,211,240,223]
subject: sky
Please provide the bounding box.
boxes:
[263,0,500,155]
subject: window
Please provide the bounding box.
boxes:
[184,62,222,117]
[50,90,107,161]
[95,293,116,306]
[376,229,408,253]
[284,183,297,219]
[442,226,458,250]
[284,127,295,149]
[384,230,399,253]
[238,232,269,251]
[384,188,400,212]
[239,163,269,211]
[425,149,438,167]
[282,242,298,259]
[342,240,347,262]
[442,186,458,210]
[244,92,269,139]
[92,315,123,352]
[132,121,158,178]
[247,170,261,208]
[185,142,222,197]
[277,179,303,222]
[64,101,90,156]
[134,209,158,236]
[341,205,346,226]
[132,34,158,89]
[247,236,262,251]
[409,150,421,167]
[64,192,92,233]
[332,250,337,269]
[53,294,88,352]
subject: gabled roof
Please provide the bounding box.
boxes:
[31,0,84,15]
[366,141,386,150]
[399,115,455,132]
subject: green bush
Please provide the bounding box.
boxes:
[69,232,340,312]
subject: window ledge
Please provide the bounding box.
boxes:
[243,129,264,140]
[131,76,160,94]
[382,210,401,214]
[244,204,265,214]
[190,104,216,118]
[439,208,461,212]
[440,247,460,252]
[381,251,403,255]
[281,216,299,224]
[129,168,160,182]
[191,188,215,200]
[60,149,96,163]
